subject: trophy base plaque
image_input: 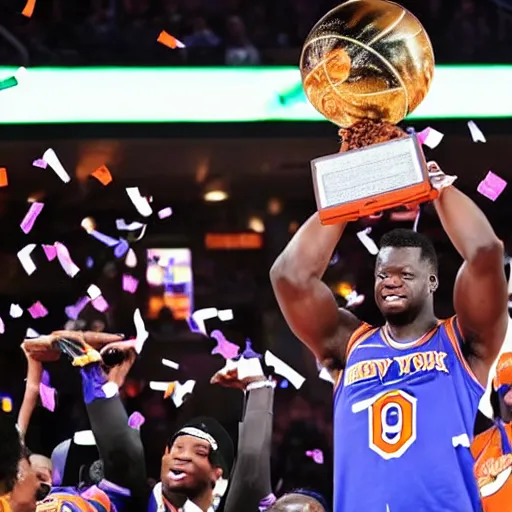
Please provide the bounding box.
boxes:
[311,135,439,225]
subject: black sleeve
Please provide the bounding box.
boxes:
[86,395,147,500]
[223,386,274,512]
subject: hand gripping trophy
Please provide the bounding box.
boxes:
[301,0,439,225]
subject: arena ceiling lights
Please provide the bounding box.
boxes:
[0,66,510,124]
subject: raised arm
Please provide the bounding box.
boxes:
[269,213,361,371]
[433,183,508,384]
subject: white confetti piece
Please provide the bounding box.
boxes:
[55,242,80,277]
[0,317,4,334]
[17,244,37,275]
[149,381,171,392]
[43,149,71,183]
[265,351,305,390]
[10,304,23,318]
[162,358,180,370]
[87,284,102,300]
[25,328,40,338]
[417,127,444,149]
[158,207,173,219]
[357,227,379,255]
[217,309,233,322]
[172,380,196,408]
[116,219,145,231]
[126,188,153,217]
[319,367,335,384]
[467,121,486,143]
[190,308,218,335]
[237,357,264,380]
[133,308,148,354]
[125,248,137,268]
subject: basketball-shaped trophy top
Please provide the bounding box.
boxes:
[300,0,435,127]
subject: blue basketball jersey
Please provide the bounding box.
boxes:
[333,317,484,512]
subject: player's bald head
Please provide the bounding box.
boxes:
[269,493,327,512]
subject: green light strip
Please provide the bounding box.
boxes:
[0,66,510,124]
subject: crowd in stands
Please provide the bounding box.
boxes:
[1,0,512,66]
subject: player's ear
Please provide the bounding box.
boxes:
[429,274,438,293]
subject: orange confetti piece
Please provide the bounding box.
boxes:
[164,382,175,399]
[157,30,185,49]
[91,165,113,186]
[0,168,8,188]
[22,0,36,17]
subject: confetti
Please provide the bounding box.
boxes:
[43,149,71,183]
[240,340,261,360]
[133,308,148,354]
[0,317,4,334]
[265,351,305,390]
[211,330,240,360]
[10,304,23,318]
[87,285,102,300]
[20,202,44,234]
[170,380,196,408]
[0,168,7,187]
[318,367,335,384]
[345,290,365,308]
[150,381,172,392]
[468,121,486,143]
[126,188,152,217]
[39,377,56,413]
[306,449,324,465]
[122,275,139,294]
[477,171,507,202]
[188,308,218,335]
[125,249,137,268]
[114,239,129,259]
[162,358,180,370]
[65,296,90,320]
[0,68,25,92]
[279,379,289,389]
[25,328,40,338]
[17,244,37,275]
[55,242,80,277]
[413,207,421,232]
[116,219,145,231]
[217,309,233,322]
[128,412,145,429]
[32,159,47,169]
[417,127,444,149]
[22,0,36,17]
[91,165,113,186]
[86,257,94,268]
[158,207,173,219]
[28,301,48,319]
[131,225,148,242]
[42,244,57,261]
[91,296,109,313]
[357,227,379,255]
[329,253,339,266]
[238,355,264,380]
[157,30,185,49]
[90,230,119,247]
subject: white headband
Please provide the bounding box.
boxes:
[177,427,218,451]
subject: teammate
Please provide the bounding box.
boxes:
[472,352,512,510]
[270,119,508,511]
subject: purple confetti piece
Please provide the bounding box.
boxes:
[158,207,173,219]
[55,242,80,277]
[305,449,324,465]
[39,383,56,412]
[128,412,145,429]
[20,202,44,234]
[210,330,240,360]
[90,230,119,248]
[65,296,90,320]
[234,339,261,361]
[122,274,139,294]
[477,171,507,202]
[329,253,339,266]
[32,158,48,169]
[114,239,129,259]
[28,301,48,319]
[41,369,51,386]
[91,296,109,312]
[42,244,57,261]
[186,315,201,334]
[86,257,94,268]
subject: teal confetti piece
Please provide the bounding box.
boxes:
[0,75,18,92]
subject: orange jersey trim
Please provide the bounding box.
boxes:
[444,316,484,390]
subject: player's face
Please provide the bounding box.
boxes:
[374,247,432,317]
[161,435,220,497]
[499,388,512,423]
[9,458,39,512]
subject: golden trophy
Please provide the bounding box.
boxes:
[300,0,437,225]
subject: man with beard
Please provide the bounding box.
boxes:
[472,352,512,510]
[270,119,508,511]
[149,417,233,512]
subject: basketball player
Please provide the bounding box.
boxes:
[472,353,512,510]
[270,119,509,511]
